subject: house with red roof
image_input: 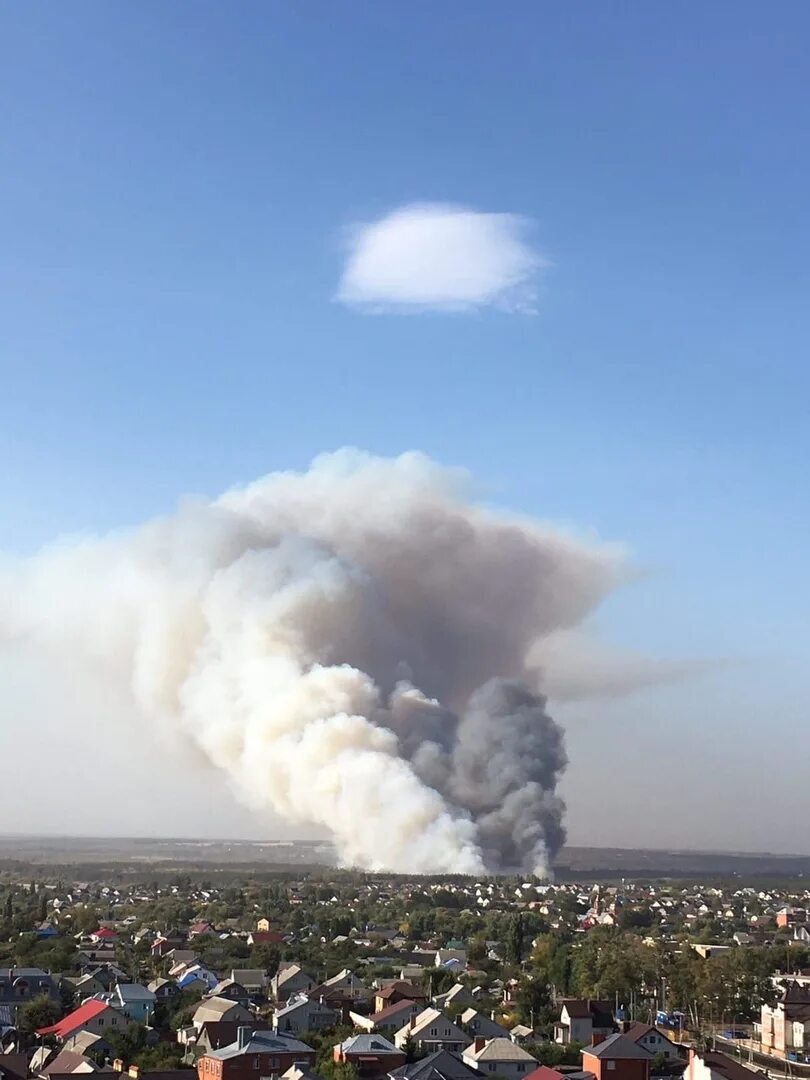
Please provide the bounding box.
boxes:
[89,928,118,944]
[247,930,285,947]
[189,922,216,938]
[37,1000,130,1041]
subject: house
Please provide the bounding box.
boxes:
[62,974,107,1002]
[433,986,475,1015]
[462,1037,538,1080]
[192,999,254,1032]
[622,1023,683,1062]
[435,951,467,971]
[334,1035,406,1078]
[509,1027,534,1046]
[352,999,423,1035]
[189,922,216,939]
[195,1021,274,1055]
[37,1000,130,1041]
[89,928,118,945]
[148,978,181,1004]
[210,981,251,1007]
[581,1033,653,1080]
[273,995,339,1035]
[554,1000,615,1045]
[460,1011,509,1041]
[394,1009,468,1054]
[230,971,268,1000]
[196,1028,316,1080]
[686,1050,766,1080]
[761,981,810,1054]
[321,969,367,1000]
[40,1049,105,1074]
[375,982,426,1014]
[272,965,316,1004]
[256,919,271,933]
[168,951,199,972]
[777,908,807,929]
[248,931,285,948]
[178,966,219,993]
[0,968,60,1017]
[389,1049,479,1080]
[62,1030,116,1061]
[95,983,156,1023]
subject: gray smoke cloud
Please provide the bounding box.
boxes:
[0,449,625,875]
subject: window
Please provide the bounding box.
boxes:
[607,1062,616,1071]
[488,1066,496,1072]
[518,1067,526,1073]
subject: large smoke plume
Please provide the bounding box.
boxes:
[0,450,623,875]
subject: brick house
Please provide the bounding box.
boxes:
[581,1033,653,1080]
[333,1034,406,1077]
[197,1029,315,1080]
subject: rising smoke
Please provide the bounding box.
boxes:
[0,450,624,875]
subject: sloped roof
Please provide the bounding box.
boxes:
[464,1038,536,1063]
[340,1034,401,1055]
[583,1034,654,1060]
[389,1049,479,1080]
[377,981,424,1001]
[697,1053,765,1080]
[38,1000,114,1039]
[372,999,420,1024]
[208,1031,314,1060]
[41,1050,103,1074]
[623,1022,676,1047]
[114,983,155,1002]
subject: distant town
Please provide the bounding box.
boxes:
[0,846,809,1080]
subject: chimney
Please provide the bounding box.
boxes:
[591,1033,606,1047]
[474,1037,486,1053]
[237,1026,252,1050]
[113,1062,124,1073]
[128,1068,140,1079]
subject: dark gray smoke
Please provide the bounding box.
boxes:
[383,678,566,872]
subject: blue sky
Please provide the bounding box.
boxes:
[2,2,809,850]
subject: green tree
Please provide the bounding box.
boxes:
[17,995,62,1035]
[507,914,526,965]
[515,975,552,1030]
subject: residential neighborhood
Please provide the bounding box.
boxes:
[0,869,808,1080]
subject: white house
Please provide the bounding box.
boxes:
[273,994,339,1035]
[462,1037,537,1080]
[394,1008,468,1053]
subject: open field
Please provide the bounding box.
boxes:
[0,834,808,882]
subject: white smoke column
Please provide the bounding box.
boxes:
[0,450,623,874]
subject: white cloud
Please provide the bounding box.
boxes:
[336,202,546,313]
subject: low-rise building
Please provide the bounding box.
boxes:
[274,995,339,1035]
[196,1028,316,1080]
[462,1037,537,1080]
[394,1009,468,1054]
[334,1034,406,1077]
[554,1000,615,1046]
[581,1033,653,1080]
